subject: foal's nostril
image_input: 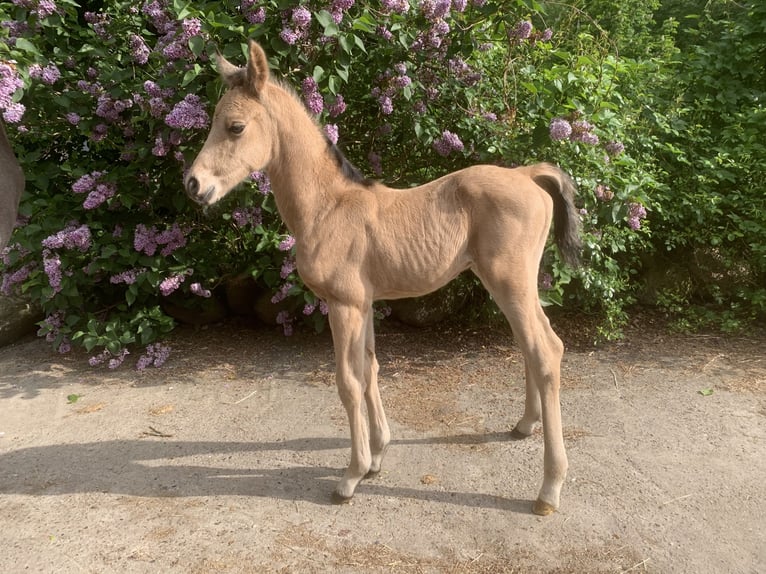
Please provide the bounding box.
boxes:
[186,176,199,196]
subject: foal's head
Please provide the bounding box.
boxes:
[185,41,274,206]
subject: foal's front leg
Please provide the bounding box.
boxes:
[363,311,390,477]
[328,302,371,502]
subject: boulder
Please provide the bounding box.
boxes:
[0,295,42,347]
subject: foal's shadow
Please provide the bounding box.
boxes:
[0,432,533,514]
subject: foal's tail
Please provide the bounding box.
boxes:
[532,163,582,268]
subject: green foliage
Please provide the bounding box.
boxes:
[1,0,762,367]
[648,0,766,326]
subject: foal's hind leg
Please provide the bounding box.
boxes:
[327,302,372,502]
[478,270,568,515]
[363,312,390,477]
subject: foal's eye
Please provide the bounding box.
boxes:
[229,123,245,136]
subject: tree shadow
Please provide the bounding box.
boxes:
[0,432,535,514]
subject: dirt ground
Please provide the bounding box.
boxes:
[0,314,764,574]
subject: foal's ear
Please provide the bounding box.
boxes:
[245,40,270,95]
[216,52,246,88]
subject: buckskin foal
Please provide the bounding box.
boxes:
[185,41,582,515]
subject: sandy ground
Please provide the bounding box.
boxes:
[0,317,764,573]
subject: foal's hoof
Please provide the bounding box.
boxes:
[330,490,353,505]
[532,499,557,516]
[364,468,380,479]
[510,426,533,440]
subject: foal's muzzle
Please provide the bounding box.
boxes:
[185,176,215,205]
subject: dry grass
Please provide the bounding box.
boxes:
[270,522,645,574]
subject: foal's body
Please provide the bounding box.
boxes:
[186,41,581,515]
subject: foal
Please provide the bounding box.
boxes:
[186,41,582,515]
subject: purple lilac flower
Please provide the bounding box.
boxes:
[280,258,296,279]
[305,91,324,115]
[155,224,187,256]
[152,135,169,157]
[328,94,346,117]
[66,112,81,125]
[83,182,116,209]
[72,171,105,193]
[324,123,339,145]
[2,102,25,123]
[110,268,144,285]
[43,251,62,293]
[190,282,212,298]
[377,26,393,41]
[280,26,300,45]
[181,17,202,39]
[1,263,35,296]
[136,343,171,370]
[1,62,23,107]
[38,311,63,342]
[433,130,464,157]
[42,224,92,252]
[36,0,57,19]
[570,120,599,144]
[540,28,553,42]
[165,94,209,129]
[549,117,572,141]
[250,171,271,194]
[142,1,173,34]
[1,20,29,42]
[291,7,311,28]
[421,0,450,20]
[511,20,533,40]
[129,34,150,65]
[41,64,60,85]
[627,203,647,230]
[96,94,133,122]
[232,206,262,228]
[381,0,409,13]
[245,7,266,24]
[159,274,185,296]
[278,236,295,251]
[88,349,110,367]
[539,272,553,290]
[134,224,158,256]
[301,78,324,115]
[107,348,129,369]
[605,141,625,156]
[271,282,293,304]
[379,95,393,115]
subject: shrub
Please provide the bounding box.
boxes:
[0,0,661,366]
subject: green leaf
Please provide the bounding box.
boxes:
[67,394,81,404]
[14,38,40,56]
[698,388,714,396]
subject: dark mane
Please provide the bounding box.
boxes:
[325,135,375,187]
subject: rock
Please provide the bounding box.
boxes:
[388,282,469,327]
[161,293,228,326]
[0,295,42,347]
[0,120,24,250]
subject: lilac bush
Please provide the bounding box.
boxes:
[0,0,659,363]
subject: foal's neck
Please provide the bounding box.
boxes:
[264,83,336,238]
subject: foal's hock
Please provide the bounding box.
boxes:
[186,40,582,515]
